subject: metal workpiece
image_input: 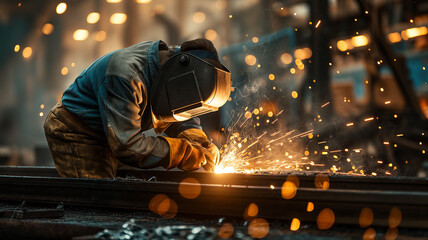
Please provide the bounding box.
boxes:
[0,167,427,229]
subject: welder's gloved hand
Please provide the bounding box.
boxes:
[160,129,220,172]
[177,129,220,172]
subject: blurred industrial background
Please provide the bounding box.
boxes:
[1,0,428,176]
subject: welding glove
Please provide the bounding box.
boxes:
[177,129,220,171]
[160,129,220,172]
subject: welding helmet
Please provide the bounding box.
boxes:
[150,48,231,133]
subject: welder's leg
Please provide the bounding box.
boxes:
[44,103,119,179]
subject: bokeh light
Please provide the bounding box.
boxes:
[245,54,257,66]
[314,174,329,190]
[136,0,152,3]
[218,223,234,239]
[22,47,32,59]
[248,218,269,238]
[351,35,369,47]
[61,67,69,76]
[291,91,298,99]
[307,202,314,212]
[281,181,297,199]
[363,228,376,240]
[317,208,335,230]
[42,23,54,35]
[388,207,402,228]
[110,13,127,24]
[252,37,259,43]
[204,29,218,41]
[73,29,89,41]
[56,3,67,14]
[359,207,374,228]
[87,12,100,24]
[280,53,292,65]
[178,177,201,199]
[290,218,300,231]
[245,203,259,219]
[148,194,178,219]
[193,12,206,23]
[337,40,348,51]
[94,31,107,42]
[14,45,20,52]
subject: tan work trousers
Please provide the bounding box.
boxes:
[44,102,118,178]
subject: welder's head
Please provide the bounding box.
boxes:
[150,38,231,133]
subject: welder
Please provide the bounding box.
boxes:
[43,38,231,179]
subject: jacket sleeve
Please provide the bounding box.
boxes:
[164,117,203,138]
[97,74,170,169]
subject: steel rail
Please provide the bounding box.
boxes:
[1,166,428,192]
[0,173,427,229]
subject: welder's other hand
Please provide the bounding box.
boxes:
[159,136,216,171]
[177,129,220,171]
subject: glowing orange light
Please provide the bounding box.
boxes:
[94,31,107,42]
[281,181,297,199]
[245,55,257,66]
[307,202,314,212]
[388,207,402,228]
[178,177,201,199]
[337,40,348,51]
[246,203,259,217]
[22,47,32,59]
[204,29,218,41]
[314,174,329,190]
[280,53,292,64]
[351,35,369,47]
[290,218,300,231]
[291,91,298,98]
[42,23,54,35]
[61,67,69,75]
[317,208,335,230]
[253,108,260,115]
[136,0,152,3]
[73,29,89,41]
[87,12,100,24]
[14,45,20,52]
[363,228,376,240]
[110,13,127,24]
[245,111,252,119]
[403,26,428,39]
[193,11,206,23]
[388,32,401,43]
[218,223,234,239]
[268,74,275,80]
[359,207,374,228]
[248,218,269,238]
[148,194,178,219]
[56,3,67,14]
[252,37,259,43]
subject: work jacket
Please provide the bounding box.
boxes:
[61,40,201,169]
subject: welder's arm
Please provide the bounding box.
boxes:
[98,75,216,171]
[97,75,171,169]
